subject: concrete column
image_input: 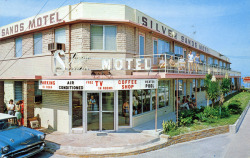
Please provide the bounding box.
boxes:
[0,81,4,113]
[23,81,35,126]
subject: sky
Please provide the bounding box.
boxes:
[0,0,249,86]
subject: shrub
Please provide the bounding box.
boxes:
[220,106,230,118]
[162,120,177,133]
[228,100,242,114]
[179,116,193,126]
[196,107,219,122]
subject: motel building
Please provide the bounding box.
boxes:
[0,2,241,133]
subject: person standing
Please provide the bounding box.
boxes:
[194,53,201,73]
[15,101,22,126]
[7,99,15,116]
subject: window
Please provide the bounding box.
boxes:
[153,40,158,64]
[158,39,170,54]
[222,62,225,68]
[14,81,23,102]
[158,80,169,108]
[192,51,196,57]
[55,27,66,43]
[209,57,213,65]
[214,59,218,66]
[34,81,42,96]
[133,89,159,116]
[200,54,205,63]
[34,33,42,55]
[219,61,222,67]
[175,80,183,96]
[139,35,145,58]
[174,45,183,55]
[200,79,205,87]
[15,37,22,57]
[91,25,117,50]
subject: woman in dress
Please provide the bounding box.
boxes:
[15,100,22,126]
[194,53,201,73]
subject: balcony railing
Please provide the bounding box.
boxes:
[132,54,241,77]
[65,53,241,77]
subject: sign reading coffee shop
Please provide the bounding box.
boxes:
[39,79,158,91]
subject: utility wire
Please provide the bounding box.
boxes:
[0,2,82,78]
[0,0,51,67]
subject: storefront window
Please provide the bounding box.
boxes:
[175,80,183,97]
[143,90,151,112]
[72,91,83,128]
[133,90,143,115]
[158,80,169,108]
[118,90,130,126]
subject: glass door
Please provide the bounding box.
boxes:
[87,93,100,131]
[102,92,114,130]
[87,92,115,131]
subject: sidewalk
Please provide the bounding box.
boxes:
[42,112,175,157]
[224,106,250,158]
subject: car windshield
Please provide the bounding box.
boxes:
[0,118,19,131]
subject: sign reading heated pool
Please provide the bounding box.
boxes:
[39,79,158,91]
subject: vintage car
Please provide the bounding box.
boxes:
[0,113,45,158]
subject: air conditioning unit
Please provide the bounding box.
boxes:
[34,95,42,103]
[30,120,39,129]
[48,43,65,51]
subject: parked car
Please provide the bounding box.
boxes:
[0,113,45,158]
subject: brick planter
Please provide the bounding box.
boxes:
[166,125,229,145]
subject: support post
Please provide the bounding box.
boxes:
[155,89,158,132]
[0,81,4,113]
[176,79,179,124]
[23,81,35,127]
[195,79,197,108]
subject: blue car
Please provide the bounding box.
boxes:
[0,113,45,158]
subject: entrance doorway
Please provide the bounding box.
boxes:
[87,92,115,131]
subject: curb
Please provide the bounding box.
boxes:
[229,101,250,133]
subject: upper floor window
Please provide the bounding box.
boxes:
[209,57,213,65]
[139,34,145,58]
[15,37,22,57]
[158,39,170,54]
[34,33,42,55]
[174,45,183,55]
[200,54,205,63]
[214,59,218,66]
[222,62,225,67]
[192,51,196,57]
[55,27,66,43]
[219,61,222,67]
[91,25,117,50]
